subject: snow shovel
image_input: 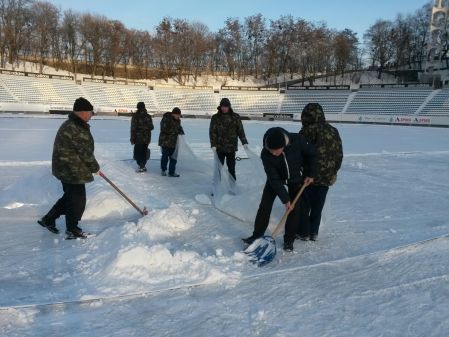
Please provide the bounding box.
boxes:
[244,181,310,266]
[98,170,148,216]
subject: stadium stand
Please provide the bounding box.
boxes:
[1,71,449,125]
[0,83,17,102]
[81,82,158,111]
[153,88,217,113]
[419,89,449,116]
[281,90,350,114]
[346,88,433,115]
[218,91,279,115]
[0,74,82,105]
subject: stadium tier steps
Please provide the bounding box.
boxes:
[153,88,217,113]
[419,90,449,116]
[281,90,350,114]
[346,88,433,115]
[81,83,158,111]
[0,83,17,102]
[0,74,83,105]
[218,91,279,115]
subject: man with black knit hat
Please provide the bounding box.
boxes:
[242,127,317,251]
[38,97,99,239]
[158,107,184,177]
[209,98,248,180]
[131,102,154,173]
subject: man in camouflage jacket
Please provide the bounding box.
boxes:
[131,102,154,172]
[209,98,248,180]
[158,107,184,177]
[38,97,99,239]
[297,103,343,241]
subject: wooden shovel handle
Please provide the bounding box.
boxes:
[271,181,310,238]
[98,170,147,216]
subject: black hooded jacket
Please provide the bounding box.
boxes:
[261,127,317,204]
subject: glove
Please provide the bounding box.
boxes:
[211,147,217,152]
[243,144,249,150]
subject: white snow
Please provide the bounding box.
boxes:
[1,116,449,336]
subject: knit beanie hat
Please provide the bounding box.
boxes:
[266,128,287,150]
[73,97,93,112]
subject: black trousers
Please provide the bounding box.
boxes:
[217,151,236,180]
[252,182,301,242]
[134,144,149,169]
[45,182,86,231]
[298,185,329,237]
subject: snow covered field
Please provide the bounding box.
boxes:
[1,115,449,337]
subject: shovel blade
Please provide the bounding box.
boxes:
[243,236,276,266]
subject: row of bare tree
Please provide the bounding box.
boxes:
[0,0,431,84]
[364,2,432,79]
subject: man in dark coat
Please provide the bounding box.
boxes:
[243,127,317,251]
[209,98,248,180]
[297,103,343,241]
[38,97,99,239]
[131,102,154,172]
[158,107,184,177]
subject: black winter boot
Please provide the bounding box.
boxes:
[283,239,294,252]
[38,217,59,234]
[242,235,259,245]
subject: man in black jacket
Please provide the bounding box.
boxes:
[130,102,154,173]
[242,127,317,251]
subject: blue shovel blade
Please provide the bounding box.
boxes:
[244,235,277,266]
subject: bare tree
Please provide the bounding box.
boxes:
[0,0,32,68]
[29,1,59,73]
[364,20,395,79]
[79,13,109,77]
[245,14,266,78]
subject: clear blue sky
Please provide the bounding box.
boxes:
[49,0,429,39]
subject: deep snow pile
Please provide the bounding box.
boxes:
[78,205,242,298]
[1,116,449,336]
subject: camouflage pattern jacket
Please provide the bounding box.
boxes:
[158,112,184,149]
[299,106,343,186]
[52,113,100,184]
[130,109,154,145]
[209,109,248,153]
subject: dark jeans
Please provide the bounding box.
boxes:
[217,151,236,180]
[134,144,149,169]
[252,182,301,242]
[298,185,329,237]
[45,182,86,231]
[161,147,177,174]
